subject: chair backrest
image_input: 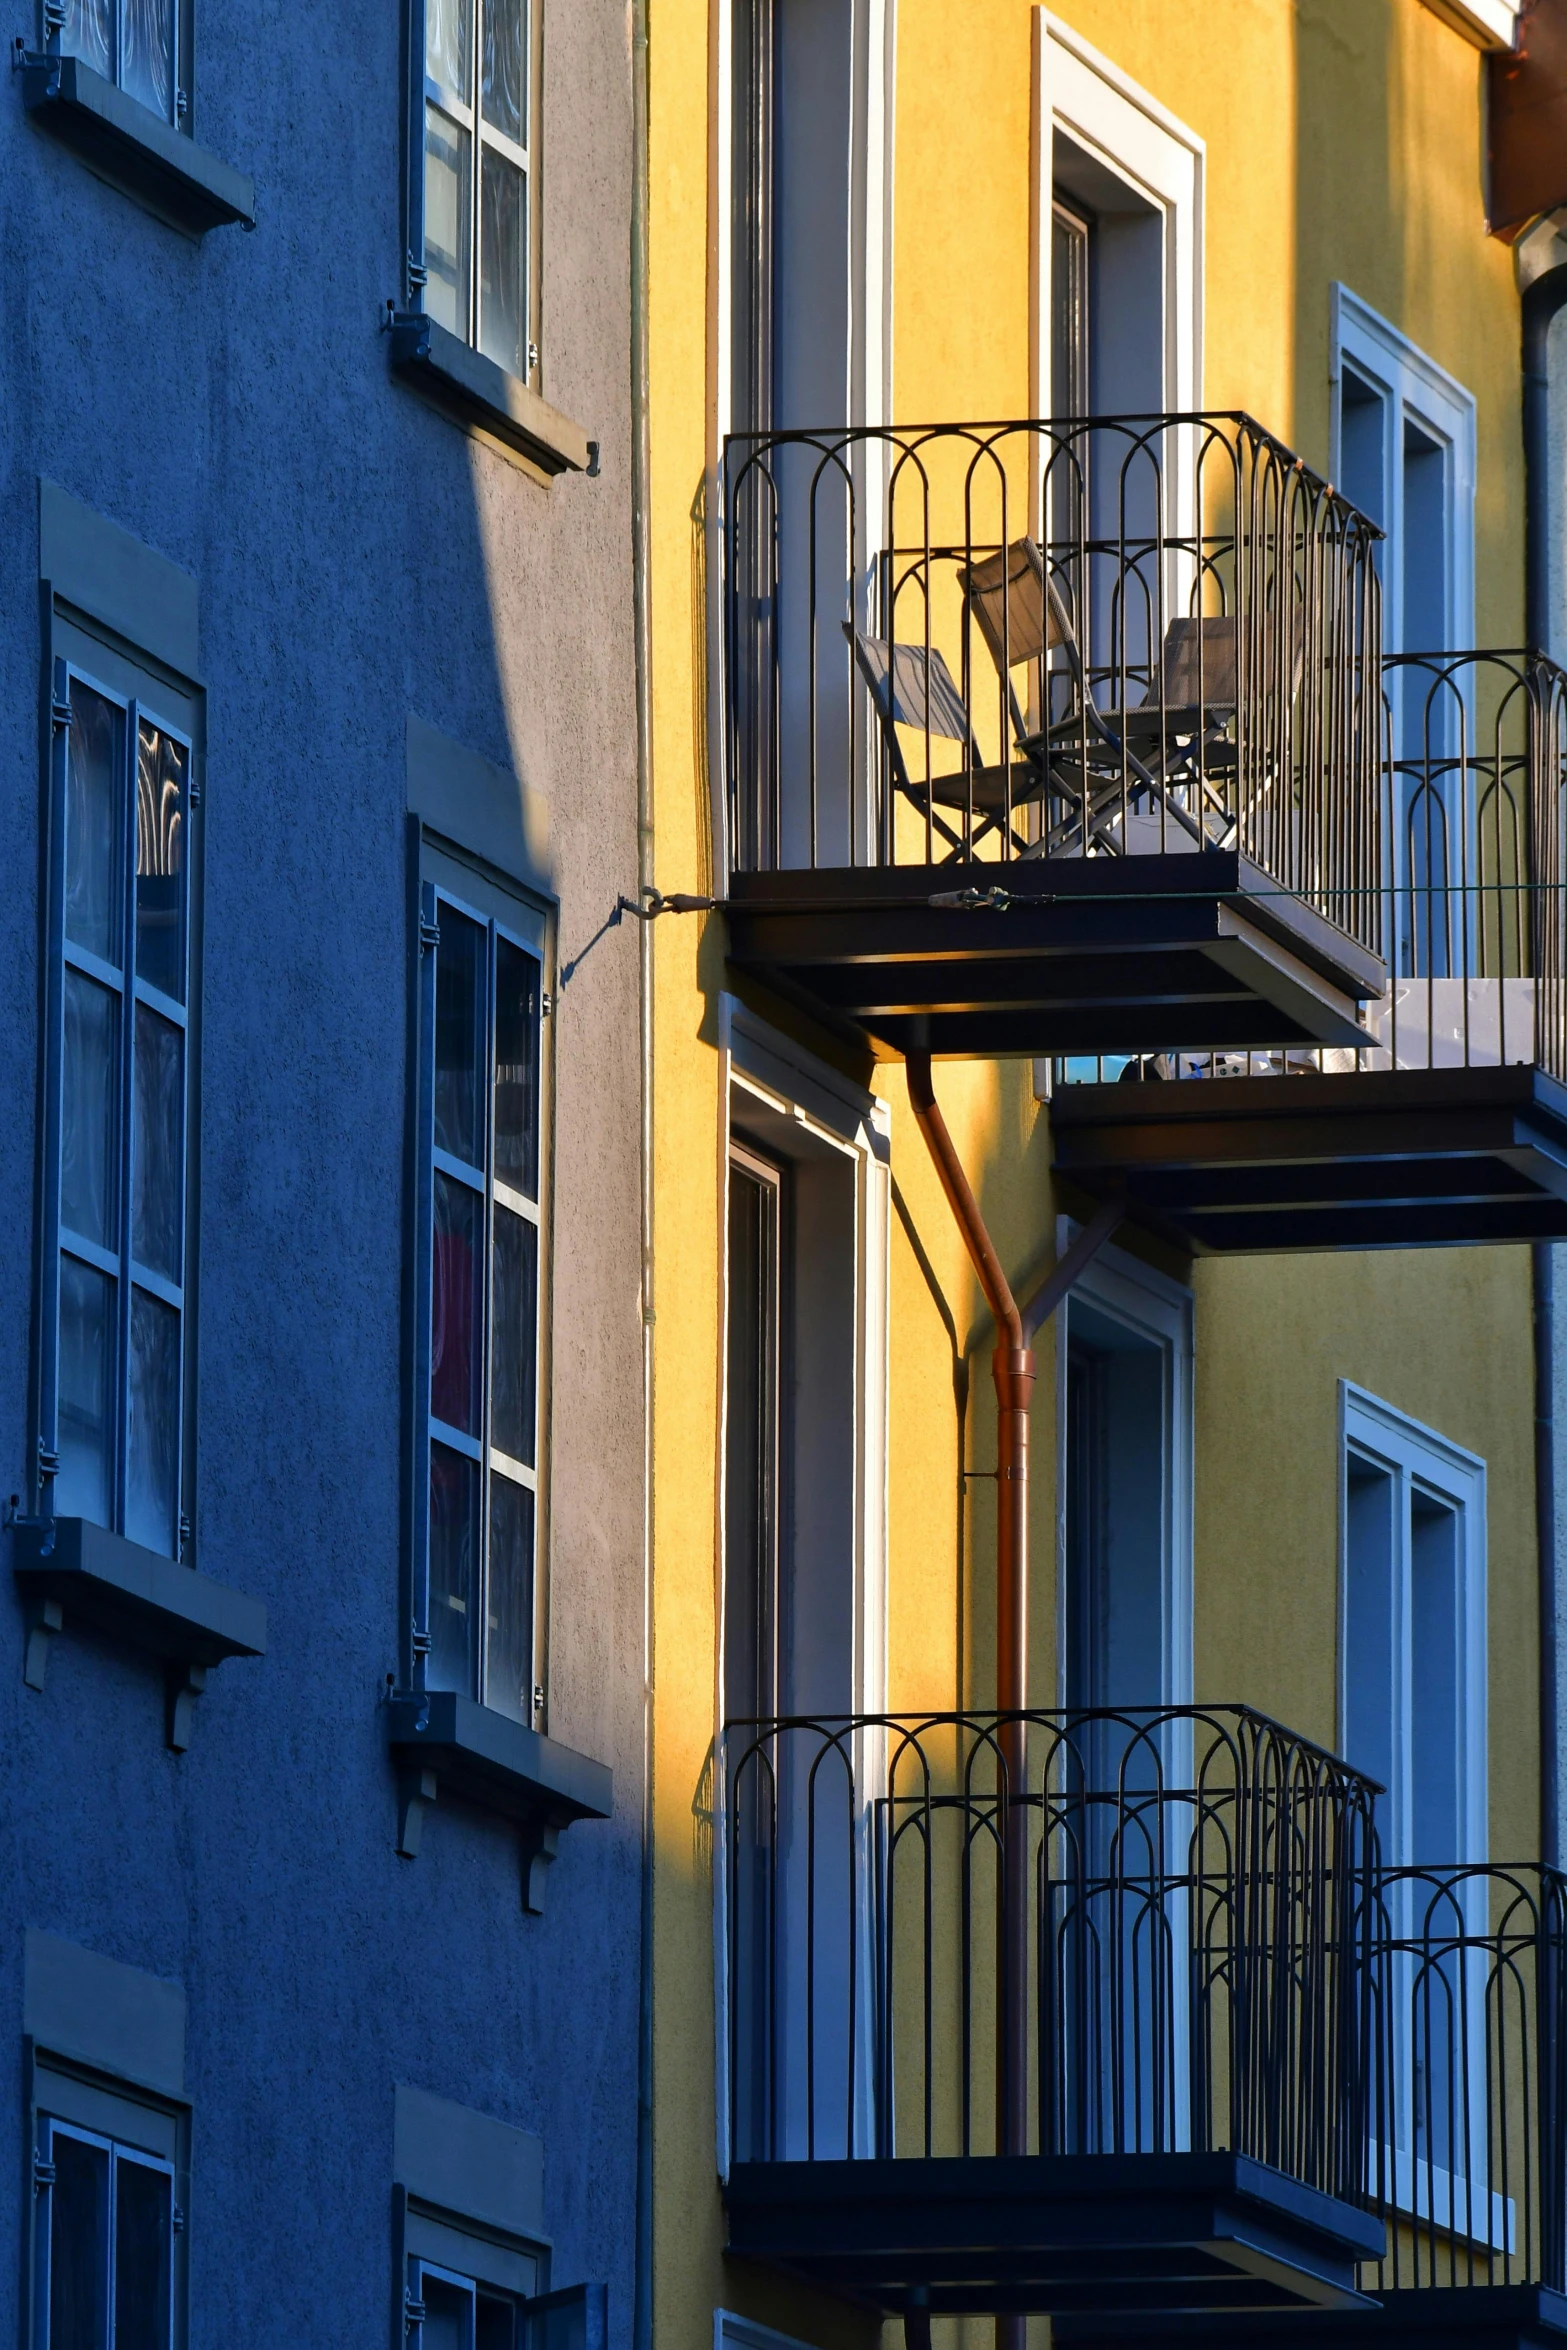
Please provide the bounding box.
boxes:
[1159,616,1239,710]
[959,537,1072,669]
[848,628,976,750]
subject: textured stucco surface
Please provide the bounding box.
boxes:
[0,1,642,2339]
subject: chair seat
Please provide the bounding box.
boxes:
[923,761,1049,815]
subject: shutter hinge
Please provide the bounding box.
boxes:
[50,696,71,731]
[540,990,552,1017]
[527,339,540,375]
[172,2204,185,2232]
[420,916,440,953]
[411,1629,432,1657]
[33,2157,55,2193]
[188,777,201,806]
[41,0,64,31]
[532,1683,545,1714]
[37,1441,59,1481]
[175,85,187,116]
[405,2295,427,2332]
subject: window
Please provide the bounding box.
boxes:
[1340,1383,1487,1871]
[51,0,187,125]
[39,657,196,1561]
[408,2258,525,2349]
[34,2113,175,2350]
[416,0,540,385]
[413,866,546,1724]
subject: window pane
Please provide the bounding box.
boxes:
[127,1289,180,1556]
[425,0,472,102]
[113,2157,172,2350]
[490,1203,537,1467]
[62,968,119,1251]
[482,0,525,141]
[494,938,539,1199]
[133,1004,183,1285]
[422,2272,475,2350]
[429,1442,480,1696]
[434,907,486,1167]
[121,0,173,117]
[486,1472,534,1723]
[424,104,472,343]
[432,1171,484,1437]
[477,2289,519,2350]
[66,684,122,965]
[57,1256,115,1526]
[135,724,187,1002]
[50,2131,110,2350]
[61,0,113,77]
[479,147,526,380]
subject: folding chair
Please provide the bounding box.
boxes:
[846,625,1048,860]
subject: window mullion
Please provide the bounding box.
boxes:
[38,660,71,1514]
[113,702,140,1537]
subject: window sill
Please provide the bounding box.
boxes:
[387,1689,613,1912]
[388,313,595,482]
[11,1514,266,1748]
[20,52,256,238]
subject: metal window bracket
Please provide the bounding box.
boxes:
[396,1762,439,1860]
[164,1658,207,1751]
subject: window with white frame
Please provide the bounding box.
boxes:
[1340,1382,1487,1871]
[407,2256,527,2349]
[416,0,540,385]
[39,657,197,1559]
[33,2110,177,2349]
[412,860,547,1723]
[53,0,189,126]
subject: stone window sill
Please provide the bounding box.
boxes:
[20,52,255,238]
[387,1689,613,1912]
[11,1515,266,1748]
[388,312,596,482]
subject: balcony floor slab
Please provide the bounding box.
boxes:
[1050,1063,1567,1252]
[723,2152,1384,2322]
[724,856,1384,1063]
[1053,2282,1567,2349]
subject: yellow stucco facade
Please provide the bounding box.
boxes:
[643,6,1542,2344]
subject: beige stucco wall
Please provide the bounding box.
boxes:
[645,3,1541,2345]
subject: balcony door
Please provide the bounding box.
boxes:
[719,1023,891,2168]
[1332,288,1476,982]
[1340,1384,1490,2242]
[1056,1242,1194,2155]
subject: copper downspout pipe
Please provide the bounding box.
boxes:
[905,1057,1124,2350]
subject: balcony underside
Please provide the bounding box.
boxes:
[1051,1064,1567,1252]
[724,857,1384,1063]
[1054,2284,1567,2349]
[723,2153,1383,2321]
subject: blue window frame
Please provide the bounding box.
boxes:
[33,2113,176,2350]
[412,878,545,1722]
[406,0,541,383]
[47,0,190,126]
[37,659,196,1559]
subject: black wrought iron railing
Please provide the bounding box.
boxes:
[720,1705,1377,2202]
[1365,1863,1567,2291]
[722,414,1383,948]
[1059,650,1567,1087]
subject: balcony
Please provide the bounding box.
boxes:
[1051,651,1567,1251]
[720,414,1386,1061]
[718,1705,1384,2327]
[1056,1863,1567,2350]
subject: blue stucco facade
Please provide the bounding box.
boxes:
[0,0,644,2336]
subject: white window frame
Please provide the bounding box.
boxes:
[1031,11,1204,423]
[1338,1381,1488,1870]
[1330,284,1476,658]
[410,854,551,1726]
[33,2113,177,2350]
[1053,1219,1195,1716]
[408,0,543,387]
[38,653,199,1560]
[712,995,891,2179]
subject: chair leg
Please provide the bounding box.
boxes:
[904,2295,933,2350]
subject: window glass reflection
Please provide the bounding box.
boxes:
[113,2157,172,2350]
[133,1004,183,1285]
[66,685,122,965]
[135,723,186,1002]
[479,147,526,380]
[57,1257,115,1528]
[63,971,119,1251]
[482,0,525,141]
[127,1289,180,1556]
[429,1443,480,1695]
[424,105,472,342]
[494,938,539,1199]
[435,907,485,1167]
[49,2130,110,2350]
